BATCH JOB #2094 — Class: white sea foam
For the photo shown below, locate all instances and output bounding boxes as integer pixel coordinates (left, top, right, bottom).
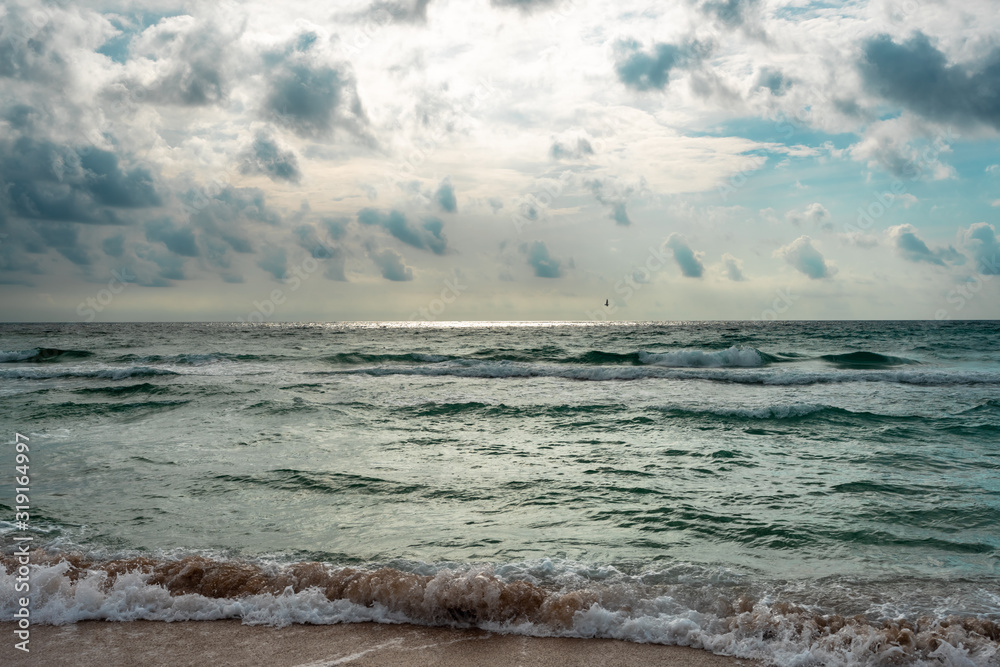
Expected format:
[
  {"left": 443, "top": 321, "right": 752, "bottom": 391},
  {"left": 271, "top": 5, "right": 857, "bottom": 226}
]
[
  {"left": 2, "top": 559, "right": 997, "bottom": 666},
  {"left": 639, "top": 346, "right": 765, "bottom": 368}
]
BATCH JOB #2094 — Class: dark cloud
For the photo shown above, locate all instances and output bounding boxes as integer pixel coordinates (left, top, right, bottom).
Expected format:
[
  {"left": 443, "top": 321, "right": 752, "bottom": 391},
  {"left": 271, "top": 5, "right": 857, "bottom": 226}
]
[
  {"left": 0, "top": 6, "right": 69, "bottom": 83},
  {"left": 700, "top": 0, "right": 764, "bottom": 36},
  {"left": 524, "top": 240, "right": 562, "bottom": 278},
  {"left": 0, "top": 137, "right": 160, "bottom": 225},
  {"left": 587, "top": 179, "right": 632, "bottom": 227},
  {"left": 257, "top": 244, "right": 287, "bottom": 280},
  {"left": 262, "top": 35, "right": 368, "bottom": 140},
  {"left": 888, "top": 224, "right": 964, "bottom": 266},
  {"left": 353, "top": 0, "right": 433, "bottom": 23},
  {"left": 860, "top": 33, "right": 1000, "bottom": 129},
  {"left": 36, "top": 223, "right": 91, "bottom": 266},
  {"left": 434, "top": 178, "right": 457, "bottom": 213},
  {"left": 550, "top": 137, "right": 594, "bottom": 160},
  {"left": 962, "top": 222, "right": 1000, "bottom": 274},
  {"left": 135, "top": 16, "right": 237, "bottom": 107},
  {"left": 613, "top": 38, "right": 708, "bottom": 92},
  {"left": 238, "top": 131, "right": 302, "bottom": 183},
  {"left": 756, "top": 67, "right": 789, "bottom": 95},
  {"left": 102, "top": 234, "right": 125, "bottom": 258},
  {"left": 357, "top": 208, "right": 448, "bottom": 254},
  {"left": 722, "top": 253, "right": 745, "bottom": 281},
  {"left": 145, "top": 218, "right": 199, "bottom": 257},
  {"left": 368, "top": 246, "right": 413, "bottom": 281},
  {"left": 491, "top": 0, "right": 559, "bottom": 10},
  {"left": 182, "top": 186, "right": 282, "bottom": 264},
  {"left": 666, "top": 233, "right": 704, "bottom": 278},
  {"left": 774, "top": 236, "right": 836, "bottom": 279}
]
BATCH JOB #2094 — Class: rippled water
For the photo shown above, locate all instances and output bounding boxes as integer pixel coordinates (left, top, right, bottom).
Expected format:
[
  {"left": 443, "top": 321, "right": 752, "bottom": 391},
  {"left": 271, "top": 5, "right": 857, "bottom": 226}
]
[{"left": 2, "top": 321, "right": 999, "bottom": 665}]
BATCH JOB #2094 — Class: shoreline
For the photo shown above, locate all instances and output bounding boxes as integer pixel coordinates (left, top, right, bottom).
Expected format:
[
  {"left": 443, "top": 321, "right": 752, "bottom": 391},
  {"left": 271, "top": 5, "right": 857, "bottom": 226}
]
[{"left": 0, "top": 621, "right": 761, "bottom": 666}]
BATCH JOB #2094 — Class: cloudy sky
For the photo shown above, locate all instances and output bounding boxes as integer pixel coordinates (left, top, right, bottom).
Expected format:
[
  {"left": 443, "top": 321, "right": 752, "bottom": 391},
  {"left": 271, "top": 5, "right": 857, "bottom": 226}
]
[{"left": 1, "top": 0, "right": 999, "bottom": 321}]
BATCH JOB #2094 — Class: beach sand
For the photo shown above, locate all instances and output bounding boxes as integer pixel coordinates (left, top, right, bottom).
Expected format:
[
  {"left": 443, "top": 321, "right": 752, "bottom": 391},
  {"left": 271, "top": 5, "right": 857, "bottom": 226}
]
[{"left": 1, "top": 621, "right": 761, "bottom": 666}]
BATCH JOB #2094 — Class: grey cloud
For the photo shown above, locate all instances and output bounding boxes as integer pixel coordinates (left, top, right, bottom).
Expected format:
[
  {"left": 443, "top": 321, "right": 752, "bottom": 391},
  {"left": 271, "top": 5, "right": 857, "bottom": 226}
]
[
  {"left": 323, "top": 216, "right": 349, "bottom": 240},
  {"left": 183, "top": 186, "right": 282, "bottom": 265},
  {"left": 666, "top": 233, "right": 704, "bottom": 278},
  {"left": 263, "top": 36, "right": 368, "bottom": 140},
  {"left": 135, "top": 16, "right": 238, "bottom": 107},
  {"left": 614, "top": 39, "right": 707, "bottom": 92},
  {"left": 353, "top": 0, "right": 433, "bottom": 23},
  {"left": 357, "top": 208, "right": 448, "bottom": 254},
  {"left": 888, "top": 224, "right": 963, "bottom": 266},
  {"left": 36, "top": 223, "right": 91, "bottom": 266},
  {"left": 860, "top": 33, "right": 1000, "bottom": 130},
  {"left": 774, "top": 236, "right": 836, "bottom": 279},
  {"left": 369, "top": 246, "right": 413, "bottom": 281},
  {"left": 550, "top": 137, "right": 594, "bottom": 160},
  {"left": 293, "top": 223, "right": 348, "bottom": 281},
  {"left": 700, "top": 0, "right": 763, "bottom": 34},
  {"left": 102, "top": 234, "right": 125, "bottom": 257},
  {"left": 756, "top": 67, "right": 789, "bottom": 95},
  {"left": 722, "top": 253, "right": 745, "bottom": 281},
  {"left": 587, "top": 179, "right": 633, "bottom": 227},
  {"left": 257, "top": 245, "right": 287, "bottom": 280},
  {"left": 962, "top": 222, "right": 1000, "bottom": 274},
  {"left": 491, "top": 0, "right": 559, "bottom": 10},
  {"left": 786, "top": 202, "right": 831, "bottom": 230},
  {"left": 524, "top": 240, "right": 562, "bottom": 278},
  {"left": 0, "top": 138, "right": 160, "bottom": 225},
  {"left": 434, "top": 178, "right": 457, "bottom": 213},
  {"left": 238, "top": 131, "right": 302, "bottom": 184},
  {"left": 145, "top": 218, "right": 199, "bottom": 257}
]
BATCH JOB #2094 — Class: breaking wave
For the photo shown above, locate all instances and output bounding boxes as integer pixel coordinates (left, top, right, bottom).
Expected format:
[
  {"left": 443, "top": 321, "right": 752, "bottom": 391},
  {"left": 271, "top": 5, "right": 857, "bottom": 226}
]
[{"left": 1, "top": 553, "right": 997, "bottom": 666}]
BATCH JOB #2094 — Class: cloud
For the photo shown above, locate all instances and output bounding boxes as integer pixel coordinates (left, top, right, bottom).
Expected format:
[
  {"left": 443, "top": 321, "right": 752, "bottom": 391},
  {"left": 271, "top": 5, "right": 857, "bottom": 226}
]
[
  {"left": 786, "top": 202, "right": 832, "bottom": 230},
  {"left": 238, "top": 131, "right": 302, "bottom": 183},
  {"left": 774, "top": 236, "right": 836, "bottom": 279},
  {"left": 434, "top": 178, "right": 457, "bottom": 213},
  {"left": 0, "top": 138, "right": 160, "bottom": 224},
  {"left": 721, "top": 252, "right": 745, "bottom": 281},
  {"left": 887, "top": 224, "right": 964, "bottom": 266},
  {"left": 102, "top": 234, "right": 125, "bottom": 258},
  {"left": 257, "top": 244, "right": 287, "bottom": 280},
  {"left": 587, "top": 177, "right": 639, "bottom": 227},
  {"left": 666, "top": 233, "right": 704, "bottom": 278},
  {"left": 613, "top": 38, "right": 707, "bottom": 92},
  {"left": 860, "top": 33, "right": 1000, "bottom": 130},
  {"left": 369, "top": 246, "right": 413, "bottom": 281},
  {"left": 550, "top": 137, "right": 594, "bottom": 160},
  {"left": 491, "top": 0, "right": 559, "bottom": 10},
  {"left": 133, "top": 15, "right": 237, "bottom": 106},
  {"left": 293, "top": 224, "right": 347, "bottom": 281},
  {"left": 262, "top": 34, "right": 368, "bottom": 140},
  {"left": 525, "top": 240, "right": 562, "bottom": 278},
  {"left": 145, "top": 218, "right": 199, "bottom": 257},
  {"left": 357, "top": 208, "right": 448, "bottom": 254},
  {"left": 756, "top": 67, "right": 789, "bottom": 95},
  {"left": 961, "top": 222, "right": 1000, "bottom": 274}
]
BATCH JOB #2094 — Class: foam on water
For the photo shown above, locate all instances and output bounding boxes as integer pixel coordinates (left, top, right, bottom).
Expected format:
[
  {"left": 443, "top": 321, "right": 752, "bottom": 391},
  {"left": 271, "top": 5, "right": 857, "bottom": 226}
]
[{"left": 1, "top": 554, "right": 997, "bottom": 666}]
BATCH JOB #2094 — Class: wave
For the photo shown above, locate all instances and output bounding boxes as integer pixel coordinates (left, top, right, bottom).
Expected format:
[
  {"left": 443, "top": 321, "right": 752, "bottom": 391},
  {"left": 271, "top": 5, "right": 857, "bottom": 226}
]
[
  {"left": 1, "top": 554, "right": 997, "bottom": 665},
  {"left": 113, "top": 352, "right": 281, "bottom": 366},
  {"left": 0, "top": 348, "right": 94, "bottom": 363},
  {"left": 0, "top": 366, "right": 179, "bottom": 380},
  {"left": 639, "top": 346, "right": 768, "bottom": 368},
  {"left": 819, "top": 351, "right": 919, "bottom": 368},
  {"left": 307, "top": 362, "right": 1000, "bottom": 386},
  {"left": 323, "top": 352, "right": 453, "bottom": 365}
]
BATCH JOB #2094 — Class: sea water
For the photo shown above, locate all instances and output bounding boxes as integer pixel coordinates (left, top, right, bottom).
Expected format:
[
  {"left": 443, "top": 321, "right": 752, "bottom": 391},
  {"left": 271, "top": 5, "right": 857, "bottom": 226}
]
[{"left": 1, "top": 321, "right": 998, "bottom": 665}]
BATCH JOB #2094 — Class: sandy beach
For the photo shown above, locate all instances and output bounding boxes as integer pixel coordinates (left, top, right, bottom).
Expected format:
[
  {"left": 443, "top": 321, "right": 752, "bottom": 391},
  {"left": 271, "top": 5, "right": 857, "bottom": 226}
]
[{"left": 1, "top": 621, "right": 760, "bottom": 666}]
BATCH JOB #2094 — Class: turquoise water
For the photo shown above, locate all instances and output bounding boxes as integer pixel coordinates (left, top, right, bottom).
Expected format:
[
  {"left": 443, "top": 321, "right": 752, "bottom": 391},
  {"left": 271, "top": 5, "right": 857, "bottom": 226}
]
[{"left": 2, "top": 321, "right": 999, "bottom": 664}]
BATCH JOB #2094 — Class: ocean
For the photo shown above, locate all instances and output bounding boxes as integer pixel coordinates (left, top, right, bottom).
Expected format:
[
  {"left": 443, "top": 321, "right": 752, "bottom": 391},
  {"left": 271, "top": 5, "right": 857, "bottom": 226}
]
[{"left": 1, "top": 321, "right": 999, "bottom": 665}]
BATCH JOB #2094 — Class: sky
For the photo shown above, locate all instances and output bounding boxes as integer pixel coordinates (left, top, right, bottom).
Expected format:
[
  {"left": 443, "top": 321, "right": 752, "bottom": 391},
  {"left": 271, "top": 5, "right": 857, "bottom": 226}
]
[{"left": 1, "top": 0, "right": 999, "bottom": 322}]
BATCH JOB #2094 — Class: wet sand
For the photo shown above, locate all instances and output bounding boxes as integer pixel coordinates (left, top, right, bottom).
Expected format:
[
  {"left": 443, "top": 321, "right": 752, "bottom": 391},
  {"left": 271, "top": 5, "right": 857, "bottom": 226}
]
[{"left": 1, "top": 621, "right": 761, "bottom": 666}]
